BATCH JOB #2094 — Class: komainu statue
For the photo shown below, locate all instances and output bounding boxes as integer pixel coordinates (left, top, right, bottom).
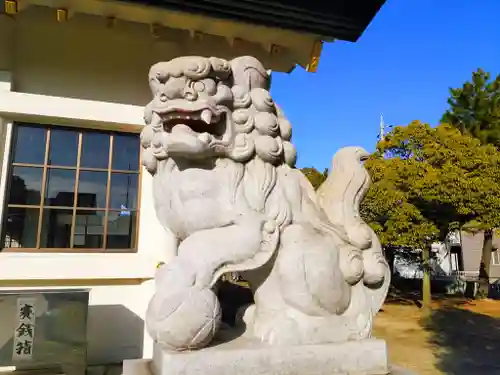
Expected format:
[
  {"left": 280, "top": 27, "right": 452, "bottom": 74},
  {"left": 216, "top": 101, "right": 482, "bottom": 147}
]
[{"left": 140, "top": 56, "right": 390, "bottom": 352}]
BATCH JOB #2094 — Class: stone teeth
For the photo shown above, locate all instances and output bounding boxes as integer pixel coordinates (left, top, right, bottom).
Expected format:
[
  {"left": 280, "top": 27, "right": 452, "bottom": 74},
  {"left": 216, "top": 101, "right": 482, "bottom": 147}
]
[
  {"left": 164, "top": 112, "right": 203, "bottom": 123},
  {"left": 201, "top": 109, "right": 212, "bottom": 124}
]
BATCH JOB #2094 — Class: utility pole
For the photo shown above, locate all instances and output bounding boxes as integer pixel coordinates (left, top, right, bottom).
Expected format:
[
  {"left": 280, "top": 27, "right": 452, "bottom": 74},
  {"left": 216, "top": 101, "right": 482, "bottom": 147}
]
[{"left": 378, "top": 113, "right": 386, "bottom": 142}]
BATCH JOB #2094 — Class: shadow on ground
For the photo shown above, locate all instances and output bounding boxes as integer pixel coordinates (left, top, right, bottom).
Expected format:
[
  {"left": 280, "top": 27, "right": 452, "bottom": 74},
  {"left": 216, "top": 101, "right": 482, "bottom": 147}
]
[
  {"left": 421, "top": 306, "right": 500, "bottom": 375},
  {"left": 385, "top": 283, "right": 471, "bottom": 309}
]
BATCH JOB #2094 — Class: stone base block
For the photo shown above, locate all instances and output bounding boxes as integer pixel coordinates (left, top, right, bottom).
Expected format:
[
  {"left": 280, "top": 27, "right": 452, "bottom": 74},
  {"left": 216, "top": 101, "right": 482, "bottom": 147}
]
[
  {"left": 124, "top": 338, "right": 396, "bottom": 375},
  {"left": 123, "top": 360, "right": 416, "bottom": 375}
]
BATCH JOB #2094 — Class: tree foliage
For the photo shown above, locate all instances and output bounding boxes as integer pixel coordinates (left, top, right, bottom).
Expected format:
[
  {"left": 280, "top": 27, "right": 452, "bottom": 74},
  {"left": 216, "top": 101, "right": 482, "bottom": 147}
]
[
  {"left": 441, "top": 68, "right": 500, "bottom": 295},
  {"left": 301, "top": 167, "right": 328, "bottom": 191},
  {"left": 361, "top": 121, "right": 500, "bottom": 249},
  {"left": 441, "top": 68, "right": 500, "bottom": 146}
]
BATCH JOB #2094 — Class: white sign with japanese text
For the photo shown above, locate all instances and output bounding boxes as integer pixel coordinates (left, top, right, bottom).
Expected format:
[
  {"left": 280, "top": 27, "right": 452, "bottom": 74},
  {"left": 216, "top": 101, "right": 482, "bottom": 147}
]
[{"left": 12, "top": 297, "right": 36, "bottom": 360}]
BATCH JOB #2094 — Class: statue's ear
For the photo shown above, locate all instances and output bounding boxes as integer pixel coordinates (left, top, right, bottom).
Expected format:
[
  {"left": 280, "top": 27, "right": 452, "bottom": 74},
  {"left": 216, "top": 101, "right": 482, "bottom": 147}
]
[{"left": 230, "top": 56, "right": 270, "bottom": 92}]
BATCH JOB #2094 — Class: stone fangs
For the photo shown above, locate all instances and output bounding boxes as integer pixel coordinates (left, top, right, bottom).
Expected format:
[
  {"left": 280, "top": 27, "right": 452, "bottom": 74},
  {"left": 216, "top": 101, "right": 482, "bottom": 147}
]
[{"left": 201, "top": 109, "right": 212, "bottom": 124}]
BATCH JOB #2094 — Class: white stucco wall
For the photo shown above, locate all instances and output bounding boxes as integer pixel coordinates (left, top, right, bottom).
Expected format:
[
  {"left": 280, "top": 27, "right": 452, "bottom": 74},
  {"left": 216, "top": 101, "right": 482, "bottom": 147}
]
[{"left": 0, "top": 6, "right": 182, "bottom": 365}]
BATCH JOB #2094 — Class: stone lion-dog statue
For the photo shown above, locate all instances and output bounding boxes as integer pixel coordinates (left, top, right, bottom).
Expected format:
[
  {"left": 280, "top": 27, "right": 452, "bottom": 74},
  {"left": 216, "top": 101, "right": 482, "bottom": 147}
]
[{"left": 140, "top": 55, "right": 390, "bottom": 351}]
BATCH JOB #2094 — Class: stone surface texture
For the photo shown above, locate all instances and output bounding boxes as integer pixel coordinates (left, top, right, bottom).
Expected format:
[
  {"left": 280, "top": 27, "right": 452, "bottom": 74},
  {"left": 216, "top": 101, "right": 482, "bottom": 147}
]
[
  {"left": 151, "top": 339, "right": 389, "bottom": 375},
  {"left": 138, "top": 55, "right": 394, "bottom": 374}
]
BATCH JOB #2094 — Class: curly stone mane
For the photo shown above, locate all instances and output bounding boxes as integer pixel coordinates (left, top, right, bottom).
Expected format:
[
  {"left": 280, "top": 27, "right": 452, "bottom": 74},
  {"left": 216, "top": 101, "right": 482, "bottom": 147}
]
[{"left": 140, "top": 56, "right": 296, "bottom": 174}]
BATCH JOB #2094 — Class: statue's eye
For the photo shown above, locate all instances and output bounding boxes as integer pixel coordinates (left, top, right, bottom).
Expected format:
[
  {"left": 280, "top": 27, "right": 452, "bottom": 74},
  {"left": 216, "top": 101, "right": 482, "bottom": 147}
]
[
  {"left": 192, "top": 81, "right": 205, "bottom": 92},
  {"left": 191, "top": 79, "right": 217, "bottom": 95}
]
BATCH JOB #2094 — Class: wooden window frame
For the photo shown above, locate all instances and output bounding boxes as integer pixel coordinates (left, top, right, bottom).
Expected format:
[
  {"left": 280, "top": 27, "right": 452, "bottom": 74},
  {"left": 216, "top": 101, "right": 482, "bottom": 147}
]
[{"left": 2, "top": 122, "right": 142, "bottom": 253}]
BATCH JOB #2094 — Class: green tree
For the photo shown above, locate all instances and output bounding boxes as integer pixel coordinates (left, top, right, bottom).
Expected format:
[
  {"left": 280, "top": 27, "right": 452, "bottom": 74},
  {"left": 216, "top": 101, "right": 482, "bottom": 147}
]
[
  {"left": 363, "top": 121, "right": 500, "bottom": 303},
  {"left": 300, "top": 167, "right": 328, "bottom": 190},
  {"left": 442, "top": 68, "right": 500, "bottom": 145},
  {"left": 442, "top": 68, "right": 500, "bottom": 296}
]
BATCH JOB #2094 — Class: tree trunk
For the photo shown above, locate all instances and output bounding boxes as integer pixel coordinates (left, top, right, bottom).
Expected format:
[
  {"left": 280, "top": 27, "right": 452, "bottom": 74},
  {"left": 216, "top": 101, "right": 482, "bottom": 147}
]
[
  {"left": 477, "top": 229, "right": 493, "bottom": 298},
  {"left": 422, "top": 246, "right": 432, "bottom": 308}
]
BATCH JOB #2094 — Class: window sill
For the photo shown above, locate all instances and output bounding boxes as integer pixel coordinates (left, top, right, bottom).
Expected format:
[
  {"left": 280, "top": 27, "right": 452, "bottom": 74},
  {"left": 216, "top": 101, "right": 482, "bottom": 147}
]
[
  {"left": 0, "top": 252, "right": 157, "bottom": 282},
  {"left": 0, "top": 91, "right": 144, "bottom": 130}
]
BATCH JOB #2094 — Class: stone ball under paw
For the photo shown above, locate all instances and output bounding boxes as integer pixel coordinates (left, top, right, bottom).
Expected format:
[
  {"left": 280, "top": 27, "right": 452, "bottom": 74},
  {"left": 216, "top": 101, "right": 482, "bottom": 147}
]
[{"left": 146, "top": 286, "right": 221, "bottom": 351}]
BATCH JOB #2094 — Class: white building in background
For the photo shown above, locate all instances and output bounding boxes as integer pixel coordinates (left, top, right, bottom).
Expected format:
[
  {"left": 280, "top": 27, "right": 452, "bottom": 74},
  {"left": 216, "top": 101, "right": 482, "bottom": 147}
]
[
  {"left": 393, "top": 230, "right": 462, "bottom": 279},
  {"left": 0, "top": 0, "right": 385, "bottom": 367}
]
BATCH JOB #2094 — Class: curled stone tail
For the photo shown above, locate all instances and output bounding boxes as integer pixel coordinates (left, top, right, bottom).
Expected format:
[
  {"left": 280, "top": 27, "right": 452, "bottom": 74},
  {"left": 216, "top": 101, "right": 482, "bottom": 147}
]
[{"left": 316, "top": 147, "right": 388, "bottom": 286}]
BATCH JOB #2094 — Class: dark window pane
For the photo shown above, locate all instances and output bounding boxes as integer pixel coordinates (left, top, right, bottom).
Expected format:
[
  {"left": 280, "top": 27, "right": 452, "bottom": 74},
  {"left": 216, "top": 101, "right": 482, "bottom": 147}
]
[
  {"left": 39, "top": 208, "right": 72, "bottom": 248},
  {"left": 73, "top": 211, "right": 104, "bottom": 248},
  {"left": 8, "top": 167, "right": 43, "bottom": 205},
  {"left": 81, "top": 132, "right": 110, "bottom": 169},
  {"left": 109, "top": 173, "right": 139, "bottom": 210},
  {"left": 106, "top": 210, "right": 136, "bottom": 249},
  {"left": 48, "top": 128, "right": 78, "bottom": 166},
  {"left": 112, "top": 134, "right": 140, "bottom": 171},
  {"left": 2, "top": 207, "right": 39, "bottom": 248},
  {"left": 45, "top": 169, "right": 76, "bottom": 207},
  {"left": 77, "top": 171, "right": 107, "bottom": 208},
  {"left": 12, "top": 124, "right": 46, "bottom": 164}
]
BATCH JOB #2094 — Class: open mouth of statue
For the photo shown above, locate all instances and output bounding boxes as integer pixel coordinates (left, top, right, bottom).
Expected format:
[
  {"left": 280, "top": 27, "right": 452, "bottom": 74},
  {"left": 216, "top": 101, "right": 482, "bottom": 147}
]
[{"left": 163, "top": 109, "right": 224, "bottom": 139}]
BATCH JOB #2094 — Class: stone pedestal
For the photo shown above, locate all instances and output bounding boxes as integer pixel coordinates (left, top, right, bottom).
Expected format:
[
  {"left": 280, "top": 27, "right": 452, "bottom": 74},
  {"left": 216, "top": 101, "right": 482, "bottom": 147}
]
[
  {"left": 123, "top": 338, "right": 401, "bottom": 375},
  {"left": 155, "top": 339, "right": 388, "bottom": 375}
]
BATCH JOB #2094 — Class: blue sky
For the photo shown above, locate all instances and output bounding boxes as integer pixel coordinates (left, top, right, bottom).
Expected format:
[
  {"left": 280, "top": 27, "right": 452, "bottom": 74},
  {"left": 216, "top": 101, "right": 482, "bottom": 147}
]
[{"left": 271, "top": 0, "right": 500, "bottom": 170}]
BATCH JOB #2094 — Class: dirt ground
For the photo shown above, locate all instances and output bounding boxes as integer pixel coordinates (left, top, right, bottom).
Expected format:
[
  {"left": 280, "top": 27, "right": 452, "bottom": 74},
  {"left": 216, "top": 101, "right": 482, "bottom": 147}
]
[{"left": 373, "top": 298, "right": 500, "bottom": 375}]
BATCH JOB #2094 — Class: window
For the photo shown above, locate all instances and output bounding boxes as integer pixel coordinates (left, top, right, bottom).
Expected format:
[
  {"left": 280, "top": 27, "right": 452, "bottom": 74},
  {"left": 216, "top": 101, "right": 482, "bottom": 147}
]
[
  {"left": 492, "top": 249, "right": 500, "bottom": 266},
  {"left": 2, "top": 123, "right": 141, "bottom": 252}
]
